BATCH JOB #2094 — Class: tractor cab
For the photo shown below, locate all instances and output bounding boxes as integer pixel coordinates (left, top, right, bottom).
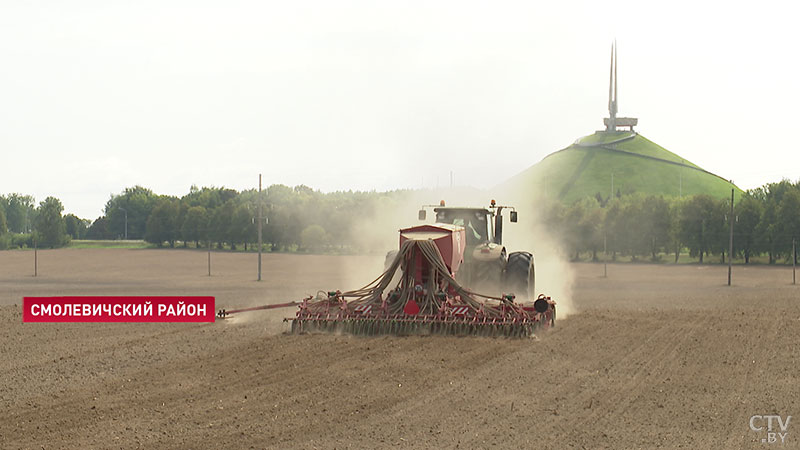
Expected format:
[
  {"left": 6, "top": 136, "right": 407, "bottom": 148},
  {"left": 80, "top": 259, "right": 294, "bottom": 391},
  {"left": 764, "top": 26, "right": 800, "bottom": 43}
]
[
  {"left": 419, "top": 200, "right": 518, "bottom": 248},
  {"left": 433, "top": 208, "right": 490, "bottom": 246}
]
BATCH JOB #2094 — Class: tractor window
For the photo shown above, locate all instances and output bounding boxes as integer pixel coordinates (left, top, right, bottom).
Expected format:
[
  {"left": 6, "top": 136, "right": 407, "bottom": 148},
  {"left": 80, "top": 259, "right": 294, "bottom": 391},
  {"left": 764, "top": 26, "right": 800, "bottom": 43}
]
[
  {"left": 437, "top": 211, "right": 488, "bottom": 245},
  {"left": 468, "top": 213, "right": 488, "bottom": 244}
]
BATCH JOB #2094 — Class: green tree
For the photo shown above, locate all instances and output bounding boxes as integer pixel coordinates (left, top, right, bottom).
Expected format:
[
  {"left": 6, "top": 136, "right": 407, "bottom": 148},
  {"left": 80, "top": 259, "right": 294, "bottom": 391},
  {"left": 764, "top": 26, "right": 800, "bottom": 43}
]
[
  {"left": 35, "top": 197, "right": 69, "bottom": 248},
  {"left": 105, "top": 186, "right": 159, "bottom": 239},
  {"left": 735, "top": 193, "right": 764, "bottom": 264},
  {"left": 603, "top": 198, "right": 623, "bottom": 260},
  {"left": 1, "top": 193, "right": 35, "bottom": 233},
  {"left": 145, "top": 198, "right": 180, "bottom": 247},
  {"left": 679, "top": 195, "right": 721, "bottom": 263},
  {"left": 209, "top": 200, "right": 236, "bottom": 249},
  {"left": 642, "top": 196, "right": 671, "bottom": 261},
  {"left": 86, "top": 216, "right": 113, "bottom": 239},
  {"left": 300, "top": 224, "right": 328, "bottom": 252},
  {"left": 264, "top": 185, "right": 299, "bottom": 251},
  {"left": 776, "top": 188, "right": 800, "bottom": 263},
  {"left": 181, "top": 206, "right": 208, "bottom": 247},
  {"left": 562, "top": 198, "right": 603, "bottom": 260},
  {"left": 616, "top": 195, "right": 650, "bottom": 259},
  {"left": 666, "top": 197, "right": 684, "bottom": 263},
  {"left": 0, "top": 207, "right": 7, "bottom": 235},
  {"left": 229, "top": 203, "right": 256, "bottom": 250},
  {"left": 754, "top": 181, "right": 793, "bottom": 263},
  {"left": 64, "top": 214, "right": 89, "bottom": 239}
]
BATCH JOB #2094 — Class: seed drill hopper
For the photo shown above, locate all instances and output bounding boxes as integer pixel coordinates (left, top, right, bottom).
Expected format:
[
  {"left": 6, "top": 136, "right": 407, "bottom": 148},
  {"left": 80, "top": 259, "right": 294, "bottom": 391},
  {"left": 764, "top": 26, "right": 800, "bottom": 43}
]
[{"left": 218, "top": 214, "right": 556, "bottom": 338}]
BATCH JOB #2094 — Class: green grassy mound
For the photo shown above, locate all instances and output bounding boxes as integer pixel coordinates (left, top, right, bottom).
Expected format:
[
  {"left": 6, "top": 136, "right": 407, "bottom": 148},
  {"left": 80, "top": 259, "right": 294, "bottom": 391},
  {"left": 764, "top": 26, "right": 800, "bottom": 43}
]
[{"left": 504, "top": 131, "right": 741, "bottom": 203}]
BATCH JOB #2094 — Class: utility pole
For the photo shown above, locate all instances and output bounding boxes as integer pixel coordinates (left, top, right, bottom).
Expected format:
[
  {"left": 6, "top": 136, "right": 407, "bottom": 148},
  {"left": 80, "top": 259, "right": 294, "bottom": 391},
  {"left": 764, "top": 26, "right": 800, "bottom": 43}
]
[
  {"left": 258, "top": 174, "right": 263, "bottom": 281},
  {"left": 34, "top": 234, "right": 37, "bottom": 277},
  {"left": 728, "top": 189, "right": 734, "bottom": 286},
  {"left": 208, "top": 239, "right": 212, "bottom": 277}
]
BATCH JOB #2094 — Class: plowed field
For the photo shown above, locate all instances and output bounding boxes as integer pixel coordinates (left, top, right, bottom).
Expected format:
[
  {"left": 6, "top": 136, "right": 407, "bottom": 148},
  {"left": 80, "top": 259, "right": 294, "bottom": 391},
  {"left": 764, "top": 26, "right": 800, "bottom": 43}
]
[{"left": 1, "top": 249, "right": 798, "bottom": 449}]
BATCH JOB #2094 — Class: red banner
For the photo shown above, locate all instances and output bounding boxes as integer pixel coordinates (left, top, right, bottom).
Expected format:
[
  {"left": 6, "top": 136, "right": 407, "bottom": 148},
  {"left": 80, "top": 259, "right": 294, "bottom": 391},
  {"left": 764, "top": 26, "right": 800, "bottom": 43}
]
[{"left": 22, "top": 296, "right": 215, "bottom": 323}]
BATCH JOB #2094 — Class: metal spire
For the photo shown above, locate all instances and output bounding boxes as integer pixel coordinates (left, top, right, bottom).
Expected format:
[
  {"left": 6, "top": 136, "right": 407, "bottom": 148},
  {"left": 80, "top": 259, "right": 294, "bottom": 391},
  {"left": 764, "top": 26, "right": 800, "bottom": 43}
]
[
  {"left": 603, "top": 41, "right": 636, "bottom": 132},
  {"left": 607, "top": 41, "right": 617, "bottom": 129}
]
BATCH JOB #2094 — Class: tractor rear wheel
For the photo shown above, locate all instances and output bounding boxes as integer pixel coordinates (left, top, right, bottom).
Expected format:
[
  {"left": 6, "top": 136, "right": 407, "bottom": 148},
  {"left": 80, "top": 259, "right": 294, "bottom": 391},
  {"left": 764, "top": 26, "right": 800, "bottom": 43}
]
[
  {"left": 473, "top": 256, "right": 506, "bottom": 294},
  {"left": 504, "top": 251, "right": 535, "bottom": 302}
]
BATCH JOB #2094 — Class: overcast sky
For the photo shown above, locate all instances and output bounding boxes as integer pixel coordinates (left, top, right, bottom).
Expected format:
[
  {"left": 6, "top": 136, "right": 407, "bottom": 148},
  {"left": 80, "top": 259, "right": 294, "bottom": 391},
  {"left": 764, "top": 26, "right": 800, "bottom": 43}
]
[{"left": 2, "top": 0, "right": 798, "bottom": 219}]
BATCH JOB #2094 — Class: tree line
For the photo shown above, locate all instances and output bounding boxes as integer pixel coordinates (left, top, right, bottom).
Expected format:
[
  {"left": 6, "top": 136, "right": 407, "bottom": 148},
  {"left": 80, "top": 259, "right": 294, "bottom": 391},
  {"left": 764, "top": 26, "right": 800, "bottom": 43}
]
[
  {"left": 86, "top": 184, "right": 406, "bottom": 252},
  {"left": 545, "top": 179, "right": 800, "bottom": 264},
  {"left": 0, "top": 194, "right": 87, "bottom": 249},
  {"left": 1, "top": 179, "right": 798, "bottom": 264}
]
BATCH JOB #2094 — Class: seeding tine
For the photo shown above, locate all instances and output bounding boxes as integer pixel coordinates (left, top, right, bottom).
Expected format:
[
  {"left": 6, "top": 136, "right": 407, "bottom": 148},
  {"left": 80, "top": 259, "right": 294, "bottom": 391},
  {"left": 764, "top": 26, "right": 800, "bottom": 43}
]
[{"left": 286, "top": 317, "right": 542, "bottom": 338}]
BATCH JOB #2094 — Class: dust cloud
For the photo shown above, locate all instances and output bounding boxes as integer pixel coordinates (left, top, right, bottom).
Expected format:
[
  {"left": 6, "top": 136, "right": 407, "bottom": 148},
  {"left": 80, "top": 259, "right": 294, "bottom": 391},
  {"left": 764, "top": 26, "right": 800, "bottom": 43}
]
[
  {"left": 497, "top": 190, "right": 577, "bottom": 318},
  {"left": 224, "top": 308, "right": 291, "bottom": 334},
  {"left": 501, "top": 216, "right": 576, "bottom": 318}
]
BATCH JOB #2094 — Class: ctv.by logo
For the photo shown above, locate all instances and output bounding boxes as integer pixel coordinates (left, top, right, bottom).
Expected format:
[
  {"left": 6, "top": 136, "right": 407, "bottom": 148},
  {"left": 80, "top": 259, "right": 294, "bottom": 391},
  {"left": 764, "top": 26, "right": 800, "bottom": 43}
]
[{"left": 750, "top": 415, "right": 791, "bottom": 444}]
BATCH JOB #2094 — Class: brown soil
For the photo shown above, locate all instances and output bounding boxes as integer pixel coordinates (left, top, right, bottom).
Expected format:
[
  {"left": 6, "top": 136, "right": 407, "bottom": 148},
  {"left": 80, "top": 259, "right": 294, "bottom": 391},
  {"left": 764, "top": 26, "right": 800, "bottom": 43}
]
[{"left": 1, "top": 249, "right": 799, "bottom": 449}]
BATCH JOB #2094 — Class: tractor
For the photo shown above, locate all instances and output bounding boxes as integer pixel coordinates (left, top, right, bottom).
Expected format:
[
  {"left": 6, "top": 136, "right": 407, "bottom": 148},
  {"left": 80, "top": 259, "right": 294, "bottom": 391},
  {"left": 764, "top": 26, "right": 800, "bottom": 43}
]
[
  {"left": 386, "top": 200, "right": 535, "bottom": 302},
  {"left": 218, "top": 199, "right": 554, "bottom": 337}
]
